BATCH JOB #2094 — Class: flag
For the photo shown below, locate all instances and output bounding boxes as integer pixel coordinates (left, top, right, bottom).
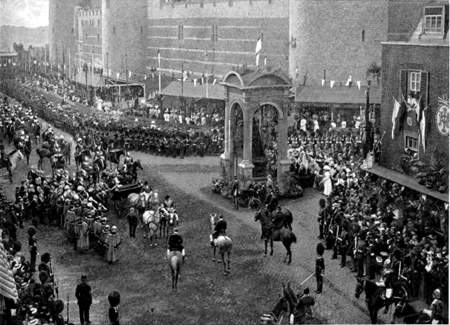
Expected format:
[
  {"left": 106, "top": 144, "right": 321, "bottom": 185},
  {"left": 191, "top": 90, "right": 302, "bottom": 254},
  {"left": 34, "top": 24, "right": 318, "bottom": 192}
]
[
  {"left": 330, "top": 80, "right": 335, "bottom": 88},
  {"left": 144, "top": 74, "right": 147, "bottom": 80},
  {"left": 183, "top": 70, "right": 188, "bottom": 82},
  {"left": 345, "top": 75, "right": 352, "bottom": 87},
  {"left": 356, "top": 81, "right": 361, "bottom": 90},
  {"left": 255, "top": 34, "right": 262, "bottom": 66},
  {"left": 419, "top": 105, "right": 427, "bottom": 151},
  {"left": 116, "top": 72, "right": 120, "bottom": 79},
  {"left": 157, "top": 49, "right": 161, "bottom": 67},
  {"left": 193, "top": 79, "right": 197, "bottom": 86},
  {"left": 321, "top": 79, "right": 325, "bottom": 87},
  {"left": 128, "top": 70, "right": 132, "bottom": 78},
  {"left": 391, "top": 98, "right": 400, "bottom": 139},
  {"left": 212, "top": 79, "right": 217, "bottom": 85},
  {"left": 264, "top": 57, "right": 267, "bottom": 66}
]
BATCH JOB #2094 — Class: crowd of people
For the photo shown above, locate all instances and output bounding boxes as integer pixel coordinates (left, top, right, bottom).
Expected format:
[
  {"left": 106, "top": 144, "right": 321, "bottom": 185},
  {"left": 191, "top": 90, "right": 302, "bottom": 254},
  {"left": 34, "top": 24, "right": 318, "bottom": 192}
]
[
  {"left": 0, "top": 187, "right": 65, "bottom": 325},
  {"left": 1, "top": 79, "right": 225, "bottom": 158}
]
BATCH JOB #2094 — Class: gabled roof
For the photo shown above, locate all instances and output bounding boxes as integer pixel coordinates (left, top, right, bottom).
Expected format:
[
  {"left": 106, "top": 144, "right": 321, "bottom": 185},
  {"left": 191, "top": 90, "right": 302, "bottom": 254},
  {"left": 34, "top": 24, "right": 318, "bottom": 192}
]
[
  {"left": 295, "top": 85, "right": 381, "bottom": 105},
  {"left": 161, "top": 80, "right": 225, "bottom": 101}
]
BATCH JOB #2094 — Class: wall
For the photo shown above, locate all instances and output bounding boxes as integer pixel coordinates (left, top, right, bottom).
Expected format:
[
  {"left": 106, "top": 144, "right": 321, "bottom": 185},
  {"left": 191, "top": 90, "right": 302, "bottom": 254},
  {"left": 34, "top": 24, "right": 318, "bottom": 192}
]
[
  {"left": 102, "top": 0, "right": 148, "bottom": 81},
  {"left": 289, "top": 0, "right": 388, "bottom": 86},
  {"left": 147, "top": 0, "right": 289, "bottom": 80},
  {"left": 380, "top": 43, "right": 449, "bottom": 170}
]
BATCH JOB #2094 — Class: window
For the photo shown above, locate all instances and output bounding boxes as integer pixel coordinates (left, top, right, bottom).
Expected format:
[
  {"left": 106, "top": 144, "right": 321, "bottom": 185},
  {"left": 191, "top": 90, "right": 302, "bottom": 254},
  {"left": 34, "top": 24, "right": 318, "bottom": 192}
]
[
  {"left": 361, "top": 29, "right": 365, "bottom": 42},
  {"left": 211, "top": 24, "right": 218, "bottom": 41},
  {"left": 409, "top": 71, "right": 421, "bottom": 92},
  {"left": 113, "top": 26, "right": 116, "bottom": 35},
  {"left": 424, "top": 6, "right": 444, "bottom": 33},
  {"left": 405, "top": 135, "right": 419, "bottom": 151}
]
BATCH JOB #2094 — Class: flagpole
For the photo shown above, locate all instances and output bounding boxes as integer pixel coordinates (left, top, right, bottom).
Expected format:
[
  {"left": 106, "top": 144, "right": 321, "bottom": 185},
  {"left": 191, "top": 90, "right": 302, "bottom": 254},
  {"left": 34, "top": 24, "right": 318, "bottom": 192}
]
[
  {"left": 364, "top": 80, "right": 371, "bottom": 157},
  {"left": 158, "top": 50, "right": 161, "bottom": 94}
]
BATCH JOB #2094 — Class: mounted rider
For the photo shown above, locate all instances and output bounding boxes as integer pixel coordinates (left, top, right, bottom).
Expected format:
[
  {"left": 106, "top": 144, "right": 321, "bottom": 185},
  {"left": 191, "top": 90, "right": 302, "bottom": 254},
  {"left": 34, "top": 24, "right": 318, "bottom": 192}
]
[
  {"left": 212, "top": 215, "right": 227, "bottom": 241},
  {"left": 421, "top": 288, "right": 444, "bottom": 323},
  {"left": 167, "top": 228, "right": 185, "bottom": 262}
]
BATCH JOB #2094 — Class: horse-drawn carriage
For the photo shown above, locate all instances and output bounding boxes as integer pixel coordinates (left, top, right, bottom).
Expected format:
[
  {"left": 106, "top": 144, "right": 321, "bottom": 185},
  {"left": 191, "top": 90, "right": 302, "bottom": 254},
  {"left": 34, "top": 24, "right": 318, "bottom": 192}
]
[{"left": 111, "top": 182, "right": 143, "bottom": 215}]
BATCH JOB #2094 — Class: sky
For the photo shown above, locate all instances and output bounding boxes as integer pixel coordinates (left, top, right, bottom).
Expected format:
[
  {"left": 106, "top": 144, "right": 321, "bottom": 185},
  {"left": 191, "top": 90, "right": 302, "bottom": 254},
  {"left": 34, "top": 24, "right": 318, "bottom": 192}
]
[{"left": 0, "top": 0, "right": 49, "bottom": 27}]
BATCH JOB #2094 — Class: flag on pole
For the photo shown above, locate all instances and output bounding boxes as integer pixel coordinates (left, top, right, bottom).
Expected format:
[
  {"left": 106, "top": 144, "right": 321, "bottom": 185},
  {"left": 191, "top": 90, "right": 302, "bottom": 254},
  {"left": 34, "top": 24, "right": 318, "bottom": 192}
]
[
  {"left": 116, "top": 72, "right": 120, "bottom": 79},
  {"left": 419, "top": 105, "right": 427, "bottom": 151},
  {"left": 255, "top": 34, "right": 262, "bottom": 67},
  {"left": 193, "top": 79, "right": 197, "bottom": 86},
  {"left": 321, "top": 79, "right": 325, "bottom": 87},
  {"left": 157, "top": 49, "right": 161, "bottom": 68},
  {"left": 128, "top": 70, "right": 132, "bottom": 78},
  {"left": 345, "top": 75, "right": 352, "bottom": 87},
  {"left": 330, "top": 80, "right": 335, "bottom": 88},
  {"left": 212, "top": 79, "right": 217, "bottom": 85},
  {"left": 263, "top": 56, "right": 267, "bottom": 66},
  {"left": 391, "top": 98, "right": 400, "bottom": 139},
  {"left": 356, "top": 81, "right": 361, "bottom": 90}
]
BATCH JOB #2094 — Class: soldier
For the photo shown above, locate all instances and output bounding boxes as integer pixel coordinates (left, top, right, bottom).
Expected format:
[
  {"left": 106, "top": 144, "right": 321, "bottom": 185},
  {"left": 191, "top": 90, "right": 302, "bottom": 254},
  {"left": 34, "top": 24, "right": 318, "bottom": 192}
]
[
  {"left": 105, "top": 226, "right": 121, "bottom": 264},
  {"left": 315, "top": 243, "right": 325, "bottom": 294},
  {"left": 213, "top": 215, "right": 227, "bottom": 240},
  {"left": 76, "top": 275, "right": 92, "bottom": 325},
  {"left": 339, "top": 227, "right": 349, "bottom": 268},
  {"left": 167, "top": 228, "right": 185, "bottom": 262}
]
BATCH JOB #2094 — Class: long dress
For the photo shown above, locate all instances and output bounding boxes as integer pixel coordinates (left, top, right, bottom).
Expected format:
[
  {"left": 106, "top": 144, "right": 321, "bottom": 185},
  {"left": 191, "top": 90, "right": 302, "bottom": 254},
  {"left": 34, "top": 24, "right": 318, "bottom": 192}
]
[
  {"left": 323, "top": 171, "right": 332, "bottom": 196},
  {"left": 77, "top": 221, "right": 90, "bottom": 251},
  {"left": 105, "top": 233, "right": 121, "bottom": 263}
]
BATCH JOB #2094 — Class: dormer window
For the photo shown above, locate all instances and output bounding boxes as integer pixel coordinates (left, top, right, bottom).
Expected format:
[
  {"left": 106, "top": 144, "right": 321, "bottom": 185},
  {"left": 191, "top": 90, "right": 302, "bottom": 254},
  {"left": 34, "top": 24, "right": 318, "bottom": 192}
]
[{"left": 423, "top": 6, "right": 444, "bottom": 33}]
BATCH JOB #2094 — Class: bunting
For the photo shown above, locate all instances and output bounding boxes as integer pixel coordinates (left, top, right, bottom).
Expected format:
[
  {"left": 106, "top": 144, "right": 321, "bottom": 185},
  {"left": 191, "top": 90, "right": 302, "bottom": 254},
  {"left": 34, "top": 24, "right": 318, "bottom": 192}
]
[
  {"left": 391, "top": 98, "right": 400, "bottom": 139},
  {"left": 255, "top": 34, "right": 262, "bottom": 67}
]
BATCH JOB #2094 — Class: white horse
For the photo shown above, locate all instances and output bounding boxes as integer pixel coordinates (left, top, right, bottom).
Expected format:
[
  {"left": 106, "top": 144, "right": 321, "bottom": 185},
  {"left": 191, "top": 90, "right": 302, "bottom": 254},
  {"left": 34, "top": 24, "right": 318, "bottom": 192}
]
[
  {"left": 142, "top": 209, "right": 160, "bottom": 247},
  {"left": 209, "top": 213, "right": 233, "bottom": 275},
  {"left": 0, "top": 149, "right": 24, "bottom": 183}
]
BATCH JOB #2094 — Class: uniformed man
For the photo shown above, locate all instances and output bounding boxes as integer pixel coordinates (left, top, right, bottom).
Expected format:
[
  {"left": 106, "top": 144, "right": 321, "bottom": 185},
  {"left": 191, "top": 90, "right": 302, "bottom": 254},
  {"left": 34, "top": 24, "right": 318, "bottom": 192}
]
[
  {"left": 315, "top": 242, "right": 325, "bottom": 294},
  {"left": 167, "top": 228, "right": 185, "bottom": 262},
  {"left": 231, "top": 176, "right": 240, "bottom": 210},
  {"left": 213, "top": 215, "right": 227, "bottom": 239}
]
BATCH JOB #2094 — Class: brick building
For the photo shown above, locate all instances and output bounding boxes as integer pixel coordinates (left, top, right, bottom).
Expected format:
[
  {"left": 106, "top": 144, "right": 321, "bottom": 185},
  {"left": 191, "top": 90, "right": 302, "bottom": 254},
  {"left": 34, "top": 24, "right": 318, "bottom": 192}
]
[
  {"left": 376, "top": 0, "right": 449, "bottom": 200},
  {"left": 75, "top": 7, "right": 103, "bottom": 87},
  {"left": 0, "top": 52, "right": 18, "bottom": 80},
  {"left": 289, "top": 0, "right": 387, "bottom": 123},
  {"left": 101, "top": 0, "right": 148, "bottom": 82},
  {"left": 146, "top": 0, "right": 289, "bottom": 83}
]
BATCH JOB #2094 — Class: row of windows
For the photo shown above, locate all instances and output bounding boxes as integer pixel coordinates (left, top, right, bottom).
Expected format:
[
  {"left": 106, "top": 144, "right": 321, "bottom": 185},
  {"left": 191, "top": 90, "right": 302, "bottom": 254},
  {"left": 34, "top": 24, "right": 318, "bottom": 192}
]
[
  {"left": 112, "top": 26, "right": 144, "bottom": 36},
  {"left": 175, "top": 24, "right": 220, "bottom": 41},
  {"left": 81, "top": 19, "right": 100, "bottom": 27}
]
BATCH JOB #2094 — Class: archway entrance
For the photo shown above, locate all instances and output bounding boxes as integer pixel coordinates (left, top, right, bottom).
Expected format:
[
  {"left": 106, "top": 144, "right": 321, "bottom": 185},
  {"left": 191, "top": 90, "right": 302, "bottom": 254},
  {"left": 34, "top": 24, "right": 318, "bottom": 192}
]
[
  {"left": 220, "top": 68, "right": 292, "bottom": 195},
  {"left": 252, "top": 104, "right": 279, "bottom": 179},
  {"left": 230, "top": 102, "right": 244, "bottom": 177}
]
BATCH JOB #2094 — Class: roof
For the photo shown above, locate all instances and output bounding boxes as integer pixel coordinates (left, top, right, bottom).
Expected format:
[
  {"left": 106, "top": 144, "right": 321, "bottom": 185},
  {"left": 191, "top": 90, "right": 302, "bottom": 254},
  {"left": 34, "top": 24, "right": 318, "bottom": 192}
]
[
  {"left": 0, "top": 52, "right": 17, "bottom": 57},
  {"left": 361, "top": 163, "right": 448, "bottom": 202},
  {"left": 222, "top": 67, "right": 291, "bottom": 90},
  {"left": 160, "top": 81, "right": 225, "bottom": 101},
  {"left": 295, "top": 85, "right": 381, "bottom": 105}
]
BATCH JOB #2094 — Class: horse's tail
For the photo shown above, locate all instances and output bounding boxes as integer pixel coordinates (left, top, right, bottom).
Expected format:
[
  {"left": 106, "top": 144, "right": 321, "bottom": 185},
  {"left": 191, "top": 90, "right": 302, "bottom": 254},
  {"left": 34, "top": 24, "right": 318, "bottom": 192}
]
[
  {"left": 290, "top": 232, "right": 297, "bottom": 244},
  {"left": 170, "top": 254, "right": 181, "bottom": 273}
]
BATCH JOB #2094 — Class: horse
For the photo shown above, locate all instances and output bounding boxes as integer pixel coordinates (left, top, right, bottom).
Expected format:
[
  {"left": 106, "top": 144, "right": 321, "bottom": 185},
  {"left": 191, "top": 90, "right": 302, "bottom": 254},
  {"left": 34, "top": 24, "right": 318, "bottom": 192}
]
[
  {"left": 209, "top": 213, "right": 232, "bottom": 275},
  {"left": 142, "top": 210, "right": 160, "bottom": 247},
  {"left": 272, "top": 207, "right": 294, "bottom": 230},
  {"left": 254, "top": 207, "right": 297, "bottom": 264},
  {"left": 106, "top": 149, "right": 125, "bottom": 168},
  {"left": 0, "top": 149, "right": 24, "bottom": 183},
  {"left": 355, "top": 277, "right": 387, "bottom": 324},
  {"left": 168, "top": 251, "right": 183, "bottom": 291}
]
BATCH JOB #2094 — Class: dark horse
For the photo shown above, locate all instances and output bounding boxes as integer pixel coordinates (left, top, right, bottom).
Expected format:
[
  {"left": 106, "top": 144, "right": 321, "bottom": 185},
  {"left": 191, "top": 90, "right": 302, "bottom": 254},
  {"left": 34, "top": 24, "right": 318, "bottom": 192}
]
[
  {"left": 355, "top": 278, "right": 387, "bottom": 324},
  {"left": 254, "top": 206, "right": 297, "bottom": 264}
]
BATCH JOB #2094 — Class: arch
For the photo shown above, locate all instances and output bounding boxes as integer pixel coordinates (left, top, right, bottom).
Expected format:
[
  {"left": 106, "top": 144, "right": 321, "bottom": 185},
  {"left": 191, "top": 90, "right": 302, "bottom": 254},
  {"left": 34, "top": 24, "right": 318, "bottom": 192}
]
[
  {"left": 227, "top": 98, "right": 246, "bottom": 117},
  {"left": 253, "top": 101, "right": 284, "bottom": 119},
  {"left": 223, "top": 71, "right": 244, "bottom": 87},
  {"left": 246, "top": 72, "right": 291, "bottom": 87}
]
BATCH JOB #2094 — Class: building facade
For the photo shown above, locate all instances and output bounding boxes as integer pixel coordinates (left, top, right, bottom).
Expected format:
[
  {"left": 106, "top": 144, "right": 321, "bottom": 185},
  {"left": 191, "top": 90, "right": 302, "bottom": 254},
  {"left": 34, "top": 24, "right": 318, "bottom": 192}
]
[
  {"left": 101, "top": 0, "right": 148, "bottom": 82},
  {"left": 289, "top": 0, "right": 388, "bottom": 86},
  {"left": 48, "top": 0, "right": 100, "bottom": 76},
  {"left": 75, "top": 7, "right": 103, "bottom": 86},
  {"left": 0, "top": 52, "right": 18, "bottom": 80},
  {"left": 379, "top": 0, "right": 448, "bottom": 197},
  {"left": 146, "top": 0, "right": 289, "bottom": 82}
]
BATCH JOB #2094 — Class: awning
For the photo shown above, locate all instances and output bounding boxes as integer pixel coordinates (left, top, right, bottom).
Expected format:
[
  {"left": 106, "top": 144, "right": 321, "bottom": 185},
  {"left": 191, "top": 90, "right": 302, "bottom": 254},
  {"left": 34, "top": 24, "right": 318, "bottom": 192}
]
[
  {"left": 361, "top": 164, "right": 449, "bottom": 202},
  {"left": 161, "top": 81, "right": 225, "bottom": 101},
  {"left": 0, "top": 243, "right": 18, "bottom": 302},
  {"left": 295, "top": 85, "right": 381, "bottom": 105}
]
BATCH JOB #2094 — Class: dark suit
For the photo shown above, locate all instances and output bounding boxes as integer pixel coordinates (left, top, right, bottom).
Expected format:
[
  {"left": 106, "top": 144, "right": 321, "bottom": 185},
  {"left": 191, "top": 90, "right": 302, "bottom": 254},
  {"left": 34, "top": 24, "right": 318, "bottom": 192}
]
[{"left": 75, "top": 282, "right": 92, "bottom": 325}]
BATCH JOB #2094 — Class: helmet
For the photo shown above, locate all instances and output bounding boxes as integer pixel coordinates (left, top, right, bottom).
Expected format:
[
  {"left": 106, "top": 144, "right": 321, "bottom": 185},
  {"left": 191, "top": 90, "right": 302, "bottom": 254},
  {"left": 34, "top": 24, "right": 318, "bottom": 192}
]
[
  {"left": 433, "top": 289, "right": 441, "bottom": 299},
  {"left": 111, "top": 226, "right": 118, "bottom": 233},
  {"left": 384, "top": 259, "right": 391, "bottom": 267}
]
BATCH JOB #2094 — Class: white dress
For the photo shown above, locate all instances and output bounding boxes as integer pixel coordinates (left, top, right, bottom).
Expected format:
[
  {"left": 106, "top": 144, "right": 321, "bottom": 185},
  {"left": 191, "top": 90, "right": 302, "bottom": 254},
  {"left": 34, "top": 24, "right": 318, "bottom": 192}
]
[{"left": 323, "top": 171, "right": 332, "bottom": 196}]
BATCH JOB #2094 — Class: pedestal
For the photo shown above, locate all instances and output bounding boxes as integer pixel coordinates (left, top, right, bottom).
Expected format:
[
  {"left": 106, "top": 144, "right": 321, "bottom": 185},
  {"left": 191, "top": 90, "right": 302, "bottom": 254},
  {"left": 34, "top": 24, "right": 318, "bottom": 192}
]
[
  {"left": 238, "top": 159, "right": 254, "bottom": 190},
  {"left": 277, "top": 159, "right": 292, "bottom": 196},
  {"left": 220, "top": 153, "right": 231, "bottom": 182}
]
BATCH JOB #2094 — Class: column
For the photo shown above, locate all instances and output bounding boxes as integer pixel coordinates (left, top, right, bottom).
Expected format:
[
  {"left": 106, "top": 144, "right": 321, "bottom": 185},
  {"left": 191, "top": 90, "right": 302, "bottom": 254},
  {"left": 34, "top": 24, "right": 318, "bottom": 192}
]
[
  {"left": 238, "top": 107, "right": 254, "bottom": 189},
  {"left": 277, "top": 108, "right": 291, "bottom": 196},
  {"left": 220, "top": 102, "right": 231, "bottom": 181}
]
